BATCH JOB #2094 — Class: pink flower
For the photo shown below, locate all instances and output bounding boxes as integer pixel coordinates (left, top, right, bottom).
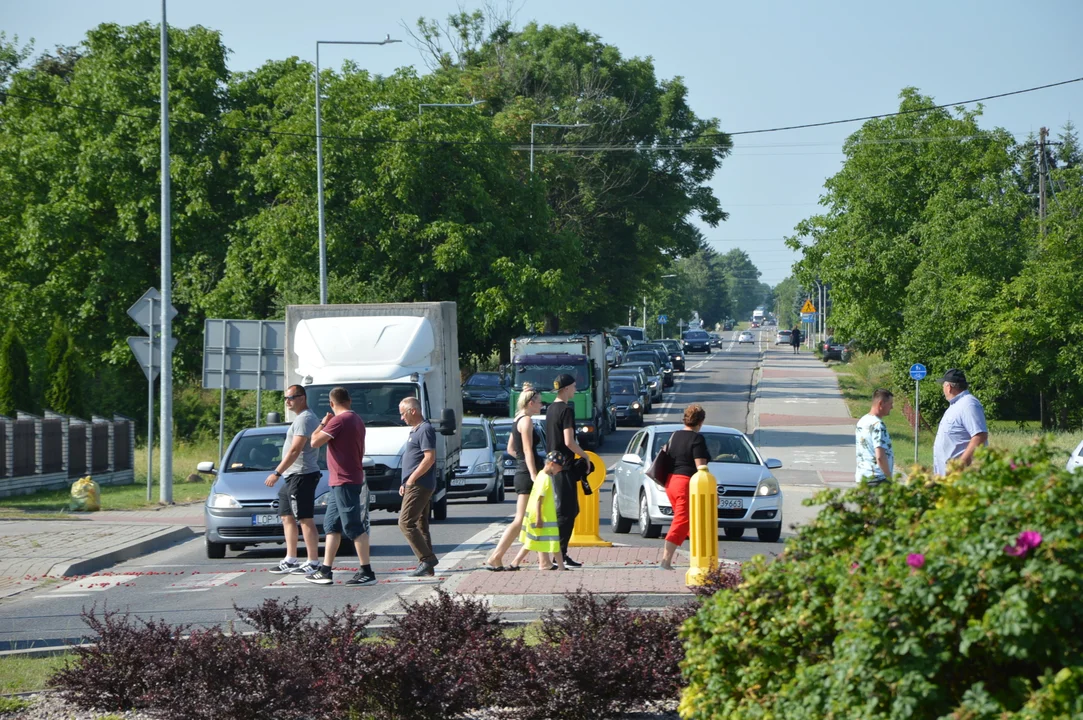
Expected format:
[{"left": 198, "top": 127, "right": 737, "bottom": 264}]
[
  {"left": 849, "top": 562, "right": 859, "bottom": 574},
  {"left": 906, "top": 553, "right": 925, "bottom": 569},
  {"left": 1009, "top": 463, "right": 1018, "bottom": 470},
  {"left": 1004, "top": 530, "right": 1043, "bottom": 557}
]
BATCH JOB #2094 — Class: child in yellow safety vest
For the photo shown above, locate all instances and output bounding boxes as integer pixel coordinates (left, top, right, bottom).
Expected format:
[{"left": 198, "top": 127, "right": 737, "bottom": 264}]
[{"left": 516, "top": 450, "right": 567, "bottom": 571}]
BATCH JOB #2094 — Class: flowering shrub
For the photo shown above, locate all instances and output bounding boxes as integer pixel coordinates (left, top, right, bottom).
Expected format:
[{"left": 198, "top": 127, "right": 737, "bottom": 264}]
[{"left": 680, "top": 440, "right": 1083, "bottom": 719}]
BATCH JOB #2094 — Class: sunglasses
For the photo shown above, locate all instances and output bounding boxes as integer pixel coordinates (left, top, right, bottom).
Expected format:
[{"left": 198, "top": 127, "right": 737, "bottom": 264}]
[{"left": 284, "top": 394, "right": 303, "bottom": 401}]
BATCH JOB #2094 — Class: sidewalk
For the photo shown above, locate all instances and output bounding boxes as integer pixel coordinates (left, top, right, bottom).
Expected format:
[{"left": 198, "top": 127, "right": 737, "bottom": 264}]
[
  {"left": 751, "top": 345, "right": 857, "bottom": 486},
  {"left": 0, "top": 503, "right": 202, "bottom": 600}
]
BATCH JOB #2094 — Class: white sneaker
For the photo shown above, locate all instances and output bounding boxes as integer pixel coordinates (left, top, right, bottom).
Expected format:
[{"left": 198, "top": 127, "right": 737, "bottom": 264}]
[
  {"left": 293, "top": 561, "right": 320, "bottom": 576},
  {"left": 269, "top": 559, "right": 301, "bottom": 575}
]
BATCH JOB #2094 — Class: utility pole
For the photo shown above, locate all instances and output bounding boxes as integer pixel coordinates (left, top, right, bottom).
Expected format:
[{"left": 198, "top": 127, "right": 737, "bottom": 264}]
[
  {"left": 159, "top": 0, "right": 174, "bottom": 504},
  {"left": 1038, "top": 126, "right": 1049, "bottom": 238}
]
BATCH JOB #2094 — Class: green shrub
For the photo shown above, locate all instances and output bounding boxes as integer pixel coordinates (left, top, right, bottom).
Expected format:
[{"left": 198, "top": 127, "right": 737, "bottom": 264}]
[
  {"left": 0, "top": 326, "right": 33, "bottom": 415},
  {"left": 680, "top": 440, "right": 1083, "bottom": 719}
]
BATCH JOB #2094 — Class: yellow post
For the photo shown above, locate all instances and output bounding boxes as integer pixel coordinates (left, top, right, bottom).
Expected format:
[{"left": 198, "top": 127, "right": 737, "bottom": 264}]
[
  {"left": 570, "top": 450, "right": 612, "bottom": 547},
  {"left": 685, "top": 468, "right": 718, "bottom": 586}
]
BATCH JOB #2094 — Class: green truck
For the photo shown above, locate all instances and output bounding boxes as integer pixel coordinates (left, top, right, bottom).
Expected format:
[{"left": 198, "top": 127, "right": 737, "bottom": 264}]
[{"left": 508, "top": 333, "right": 613, "bottom": 449}]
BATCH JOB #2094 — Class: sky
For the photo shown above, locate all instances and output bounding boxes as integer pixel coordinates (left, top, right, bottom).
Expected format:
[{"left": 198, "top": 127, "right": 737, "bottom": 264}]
[{"left": 4, "top": 0, "right": 1083, "bottom": 286}]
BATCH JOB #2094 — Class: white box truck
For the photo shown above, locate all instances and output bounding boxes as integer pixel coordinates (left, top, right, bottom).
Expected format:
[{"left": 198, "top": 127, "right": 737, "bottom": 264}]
[{"left": 284, "top": 302, "right": 462, "bottom": 521}]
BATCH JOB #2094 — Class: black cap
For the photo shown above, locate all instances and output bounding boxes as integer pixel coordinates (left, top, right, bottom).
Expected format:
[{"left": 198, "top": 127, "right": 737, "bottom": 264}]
[
  {"left": 938, "top": 368, "right": 967, "bottom": 384},
  {"left": 545, "top": 450, "right": 567, "bottom": 466},
  {"left": 554, "top": 374, "right": 576, "bottom": 390}
]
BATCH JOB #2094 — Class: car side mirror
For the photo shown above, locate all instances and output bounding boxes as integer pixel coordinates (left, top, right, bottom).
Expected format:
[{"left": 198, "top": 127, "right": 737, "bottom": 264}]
[
  {"left": 622, "top": 453, "right": 643, "bottom": 465},
  {"left": 437, "top": 408, "right": 457, "bottom": 436},
  {"left": 765, "top": 458, "right": 783, "bottom": 469},
  {"left": 266, "top": 411, "right": 282, "bottom": 425},
  {"left": 363, "top": 456, "right": 376, "bottom": 469},
  {"left": 196, "top": 461, "right": 217, "bottom": 475}
]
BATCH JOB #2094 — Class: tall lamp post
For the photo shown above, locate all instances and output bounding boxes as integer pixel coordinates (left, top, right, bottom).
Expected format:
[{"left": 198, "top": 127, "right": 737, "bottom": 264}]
[
  {"left": 530, "top": 122, "right": 591, "bottom": 176},
  {"left": 418, "top": 99, "right": 486, "bottom": 127},
  {"left": 315, "top": 36, "right": 400, "bottom": 305},
  {"left": 659, "top": 274, "right": 677, "bottom": 339}
]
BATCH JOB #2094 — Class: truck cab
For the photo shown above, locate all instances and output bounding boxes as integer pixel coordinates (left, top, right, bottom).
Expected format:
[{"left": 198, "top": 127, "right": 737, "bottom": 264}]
[{"left": 286, "top": 304, "right": 462, "bottom": 521}]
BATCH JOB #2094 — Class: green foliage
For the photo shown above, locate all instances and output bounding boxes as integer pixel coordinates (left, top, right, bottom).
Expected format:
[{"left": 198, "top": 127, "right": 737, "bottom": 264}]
[
  {"left": 680, "top": 440, "right": 1083, "bottom": 719},
  {"left": 45, "top": 341, "right": 84, "bottom": 418},
  {"left": 0, "top": 326, "right": 33, "bottom": 415}
]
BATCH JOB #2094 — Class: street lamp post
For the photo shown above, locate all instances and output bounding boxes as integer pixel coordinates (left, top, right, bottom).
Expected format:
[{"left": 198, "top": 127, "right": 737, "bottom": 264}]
[
  {"left": 316, "top": 36, "right": 400, "bottom": 305},
  {"left": 530, "top": 122, "right": 591, "bottom": 176},
  {"left": 418, "top": 99, "right": 486, "bottom": 128},
  {"left": 660, "top": 274, "right": 677, "bottom": 339}
]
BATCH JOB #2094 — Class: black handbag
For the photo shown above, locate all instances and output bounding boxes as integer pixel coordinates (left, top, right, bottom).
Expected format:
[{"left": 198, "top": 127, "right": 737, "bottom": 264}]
[{"left": 645, "top": 434, "right": 676, "bottom": 487}]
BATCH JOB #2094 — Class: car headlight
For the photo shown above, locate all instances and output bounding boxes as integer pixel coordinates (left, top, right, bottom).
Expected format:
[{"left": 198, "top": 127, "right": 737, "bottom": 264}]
[
  {"left": 631, "top": 402, "right": 641, "bottom": 410},
  {"left": 756, "top": 476, "right": 780, "bottom": 496},
  {"left": 650, "top": 381, "right": 659, "bottom": 388},
  {"left": 474, "top": 462, "right": 495, "bottom": 475},
  {"left": 209, "top": 493, "right": 241, "bottom": 509},
  {"left": 315, "top": 491, "right": 330, "bottom": 508},
  {"left": 578, "top": 425, "right": 595, "bottom": 434},
  {"left": 675, "top": 355, "right": 683, "bottom": 361}
]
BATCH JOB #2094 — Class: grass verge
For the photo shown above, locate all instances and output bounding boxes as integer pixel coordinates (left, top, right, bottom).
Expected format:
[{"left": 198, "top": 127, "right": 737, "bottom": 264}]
[
  {"left": 831, "top": 352, "right": 1082, "bottom": 469},
  {"left": 0, "top": 653, "right": 69, "bottom": 694},
  {"left": 0, "top": 439, "right": 218, "bottom": 516}
]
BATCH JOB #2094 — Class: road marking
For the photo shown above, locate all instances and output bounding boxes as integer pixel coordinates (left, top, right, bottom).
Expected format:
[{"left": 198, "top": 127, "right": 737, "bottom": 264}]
[
  {"left": 791, "top": 450, "right": 840, "bottom": 466},
  {"left": 49, "top": 575, "right": 139, "bottom": 596},
  {"left": 158, "top": 571, "right": 244, "bottom": 593},
  {"left": 434, "top": 522, "right": 509, "bottom": 573}
]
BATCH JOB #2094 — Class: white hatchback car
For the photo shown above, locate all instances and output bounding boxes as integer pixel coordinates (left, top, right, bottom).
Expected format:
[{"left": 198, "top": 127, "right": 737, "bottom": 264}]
[
  {"left": 738, "top": 331, "right": 755, "bottom": 344},
  {"left": 1067, "top": 440, "right": 1083, "bottom": 473},
  {"left": 450, "top": 417, "right": 503, "bottom": 503},
  {"left": 610, "top": 424, "right": 784, "bottom": 542}
]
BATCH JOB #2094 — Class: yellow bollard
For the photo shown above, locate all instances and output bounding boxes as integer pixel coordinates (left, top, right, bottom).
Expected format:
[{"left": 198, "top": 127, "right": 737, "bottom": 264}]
[
  {"left": 570, "top": 450, "right": 613, "bottom": 548},
  {"left": 685, "top": 468, "right": 718, "bottom": 587}
]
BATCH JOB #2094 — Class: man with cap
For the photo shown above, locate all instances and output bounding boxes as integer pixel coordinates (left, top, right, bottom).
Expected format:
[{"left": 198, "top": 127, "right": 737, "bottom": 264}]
[
  {"left": 545, "top": 373, "right": 587, "bottom": 567},
  {"left": 933, "top": 368, "right": 988, "bottom": 475}
]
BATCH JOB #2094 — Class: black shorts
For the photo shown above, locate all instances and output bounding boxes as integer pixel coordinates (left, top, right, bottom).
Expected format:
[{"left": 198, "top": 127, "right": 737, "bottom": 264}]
[
  {"left": 513, "top": 469, "right": 534, "bottom": 496},
  {"left": 278, "top": 471, "right": 321, "bottom": 520}
]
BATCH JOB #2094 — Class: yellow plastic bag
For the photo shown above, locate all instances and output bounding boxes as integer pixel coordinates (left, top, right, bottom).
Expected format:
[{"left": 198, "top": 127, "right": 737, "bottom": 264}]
[{"left": 70, "top": 476, "right": 101, "bottom": 512}]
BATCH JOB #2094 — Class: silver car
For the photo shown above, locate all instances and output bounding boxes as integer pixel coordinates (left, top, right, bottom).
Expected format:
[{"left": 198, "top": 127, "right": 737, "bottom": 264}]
[
  {"left": 199, "top": 425, "right": 335, "bottom": 559},
  {"left": 450, "top": 417, "right": 502, "bottom": 502},
  {"left": 622, "top": 361, "right": 663, "bottom": 403},
  {"left": 738, "top": 331, "right": 755, "bottom": 344},
  {"left": 610, "top": 424, "right": 784, "bottom": 542}
]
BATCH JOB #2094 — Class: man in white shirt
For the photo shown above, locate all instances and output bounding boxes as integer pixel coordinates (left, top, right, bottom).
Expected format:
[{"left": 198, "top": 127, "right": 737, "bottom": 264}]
[{"left": 855, "top": 388, "right": 894, "bottom": 483}]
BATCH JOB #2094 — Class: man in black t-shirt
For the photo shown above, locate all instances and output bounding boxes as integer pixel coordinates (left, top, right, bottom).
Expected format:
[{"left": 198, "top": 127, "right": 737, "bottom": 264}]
[{"left": 545, "top": 374, "right": 588, "bottom": 567}]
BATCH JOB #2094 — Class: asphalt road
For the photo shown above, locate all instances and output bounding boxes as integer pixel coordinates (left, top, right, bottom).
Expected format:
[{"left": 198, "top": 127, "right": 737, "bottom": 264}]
[{"left": 0, "top": 327, "right": 821, "bottom": 650}]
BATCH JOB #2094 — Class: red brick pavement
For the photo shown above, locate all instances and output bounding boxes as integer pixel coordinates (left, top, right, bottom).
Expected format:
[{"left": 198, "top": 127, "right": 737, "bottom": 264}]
[{"left": 758, "top": 413, "right": 856, "bottom": 427}]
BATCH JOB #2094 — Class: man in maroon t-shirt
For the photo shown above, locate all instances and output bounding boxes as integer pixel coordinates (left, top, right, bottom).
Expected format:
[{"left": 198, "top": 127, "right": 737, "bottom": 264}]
[{"left": 308, "top": 386, "right": 374, "bottom": 586}]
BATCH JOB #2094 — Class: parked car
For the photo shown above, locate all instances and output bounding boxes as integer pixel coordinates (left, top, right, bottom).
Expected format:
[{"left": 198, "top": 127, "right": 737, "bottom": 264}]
[
  {"left": 610, "top": 424, "right": 784, "bottom": 542},
  {"left": 451, "top": 417, "right": 503, "bottom": 502},
  {"left": 610, "top": 367, "right": 653, "bottom": 412},
  {"left": 461, "top": 372, "right": 510, "bottom": 415},
  {"left": 626, "top": 349, "right": 673, "bottom": 388},
  {"left": 682, "top": 329, "right": 712, "bottom": 354},
  {"left": 775, "top": 329, "right": 792, "bottom": 345},
  {"left": 492, "top": 417, "right": 547, "bottom": 490},
  {"left": 632, "top": 346, "right": 675, "bottom": 387},
  {"left": 621, "top": 361, "right": 663, "bottom": 403},
  {"left": 738, "top": 331, "right": 755, "bottom": 344},
  {"left": 1067, "top": 440, "right": 1083, "bottom": 473},
  {"left": 605, "top": 334, "right": 624, "bottom": 368},
  {"left": 200, "top": 425, "right": 334, "bottom": 559},
  {"left": 608, "top": 375, "right": 645, "bottom": 426},
  {"left": 821, "top": 337, "right": 853, "bottom": 362},
  {"left": 656, "top": 338, "right": 686, "bottom": 371}
]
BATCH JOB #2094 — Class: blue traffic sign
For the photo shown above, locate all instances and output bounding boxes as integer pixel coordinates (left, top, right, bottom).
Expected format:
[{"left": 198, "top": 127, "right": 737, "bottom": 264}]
[
  {"left": 800, "top": 312, "right": 815, "bottom": 323},
  {"left": 909, "top": 363, "right": 927, "bottom": 380},
  {"left": 658, "top": 314, "right": 668, "bottom": 324}
]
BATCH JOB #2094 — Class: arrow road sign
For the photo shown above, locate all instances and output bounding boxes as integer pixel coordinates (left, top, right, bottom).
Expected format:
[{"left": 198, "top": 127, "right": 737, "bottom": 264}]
[
  {"left": 128, "top": 287, "right": 178, "bottom": 336},
  {"left": 909, "top": 363, "right": 927, "bottom": 380},
  {"left": 128, "top": 336, "right": 179, "bottom": 381}
]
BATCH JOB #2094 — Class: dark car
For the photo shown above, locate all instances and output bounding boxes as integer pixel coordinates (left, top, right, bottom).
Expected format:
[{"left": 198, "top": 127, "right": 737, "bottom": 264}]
[
  {"left": 608, "top": 375, "right": 645, "bottom": 426},
  {"left": 625, "top": 349, "right": 673, "bottom": 388},
  {"left": 611, "top": 367, "right": 652, "bottom": 412},
  {"left": 461, "top": 372, "right": 510, "bottom": 415},
  {"left": 707, "top": 332, "right": 723, "bottom": 348},
  {"left": 821, "top": 337, "right": 853, "bottom": 362},
  {"left": 722, "top": 321, "right": 734, "bottom": 331},
  {"left": 682, "top": 329, "right": 711, "bottom": 354},
  {"left": 656, "top": 338, "right": 686, "bottom": 371},
  {"left": 491, "top": 417, "right": 547, "bottom": 489}
]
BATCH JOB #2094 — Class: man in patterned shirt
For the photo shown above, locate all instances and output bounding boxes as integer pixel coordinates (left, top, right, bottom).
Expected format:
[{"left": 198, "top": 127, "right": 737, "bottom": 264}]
[{"left": 855, "top": 389, "right": 894, "bottom": 484}]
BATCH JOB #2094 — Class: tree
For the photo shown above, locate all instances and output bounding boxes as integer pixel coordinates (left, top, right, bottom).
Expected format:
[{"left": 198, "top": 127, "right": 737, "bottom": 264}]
[
  {"left": 46, "top": 342, "right": 84, "bottom": 418},
  {"left": 0, "top": 327, "right": 33, "bottom": 416},
  {"left": 1056, "top": 120, "right": 1081, "bottom": 169},
  {"left": 716, "top": 249, "right": 763, "bottom": 320}
]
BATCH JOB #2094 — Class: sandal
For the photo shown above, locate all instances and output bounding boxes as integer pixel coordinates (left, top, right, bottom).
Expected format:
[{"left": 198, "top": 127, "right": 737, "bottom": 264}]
[
  {"left": 505, "top": 565, "right": 521, "bottom": 571},
  {"left": 482, "top": 563, "right": 505, "bottom": 572}
]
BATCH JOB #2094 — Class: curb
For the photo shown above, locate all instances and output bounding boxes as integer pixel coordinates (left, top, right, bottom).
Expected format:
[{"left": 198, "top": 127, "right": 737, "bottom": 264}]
[
  {"left": 467, "top": 592, "right": 695, "bottom": 610},
  {"left": 46, "top": 526, "right": 196, "bottom": 578}
]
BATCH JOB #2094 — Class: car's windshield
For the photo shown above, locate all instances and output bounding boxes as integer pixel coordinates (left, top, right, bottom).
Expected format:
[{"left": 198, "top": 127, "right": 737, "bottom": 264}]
[
  {"left": 625, "top": 361, "right": 659, "bottom": 375},
  {"left": 466, "top": 373, "right": 503, "bottom": 387},
  {"left": 608, "top": 379, "right": 637, "bottom": 395},
  {"left": 651, "top": 432, "right": 760, "bottom": 465},
  {"left": 616, "top": 327, "right": 645, "bottom": 341},
  {"left": 305, "top": 383, "right": 419, "bottom": 428},
  {"left": 462, "top": 424, "right": 491, "bottom": 450},
  {"left": 225, "top": 433, "right": 328, "bottom": 472},
  {"left": 514, "top": 362, "right": 589, "bottom": 390},
  {"left": 684, "top": 331, "right": 709, "bottom": 340},
  {"left": 660, "top": 340, "right": 681, "bottom": 352},
  {"left": 625, "top": 352, "right": 659, "bottom": 365}
]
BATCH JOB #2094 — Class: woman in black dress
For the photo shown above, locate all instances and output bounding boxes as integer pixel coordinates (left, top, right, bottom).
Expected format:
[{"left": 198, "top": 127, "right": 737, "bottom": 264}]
[
  {"left": 484, "top": 385, "right": 543, "bottom": 570},
  {"left": 660, "top": 404, "right": 710, "bottom": 570}
]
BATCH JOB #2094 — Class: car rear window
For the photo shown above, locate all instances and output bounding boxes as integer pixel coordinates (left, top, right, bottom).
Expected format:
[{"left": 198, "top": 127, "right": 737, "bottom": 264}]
[{"left": 684, "top": 331, "right": 709, "bottom": 340}]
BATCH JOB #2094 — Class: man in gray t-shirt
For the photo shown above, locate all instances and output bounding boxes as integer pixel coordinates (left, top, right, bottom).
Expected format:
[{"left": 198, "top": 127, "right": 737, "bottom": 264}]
[
  {"left": 398, "top": 397, "right": 439, "bottom": 576},
  {"left": 265, "top": 385, "right": 323, "bottom": 575}
]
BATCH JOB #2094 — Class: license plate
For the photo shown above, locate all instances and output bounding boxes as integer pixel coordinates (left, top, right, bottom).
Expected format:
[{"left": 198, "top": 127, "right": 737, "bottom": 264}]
[
  {"left": 451, "top": 477, "right": 466, "bottom": 487},
  {"left": 252, "top": 514, "right": 281, "bottom": 526},
  {"left": 718, "top": 498, "right": 743, "bottom": 510}
]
